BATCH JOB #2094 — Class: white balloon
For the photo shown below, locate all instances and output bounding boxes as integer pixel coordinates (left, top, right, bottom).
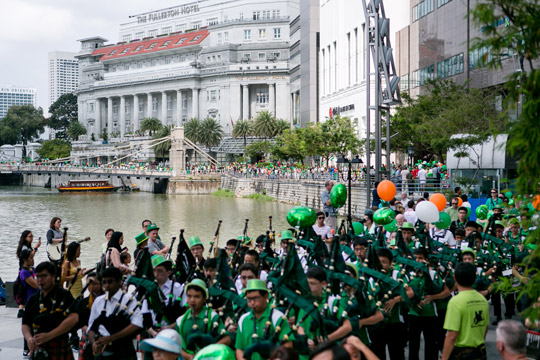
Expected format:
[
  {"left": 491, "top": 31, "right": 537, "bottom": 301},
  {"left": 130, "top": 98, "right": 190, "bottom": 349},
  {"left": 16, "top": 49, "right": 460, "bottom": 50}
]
[
  {"left": 462, "top": 202, "right": 471, "bottom": 208},
  {"left": 415, "top": 201, "right": 440, "bottom": 223}
]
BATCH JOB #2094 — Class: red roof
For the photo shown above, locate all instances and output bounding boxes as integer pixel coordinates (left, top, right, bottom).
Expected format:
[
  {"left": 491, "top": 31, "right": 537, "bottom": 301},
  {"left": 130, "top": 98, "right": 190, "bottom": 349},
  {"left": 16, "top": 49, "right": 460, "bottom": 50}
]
[{"left": 91, "top": 29, "right": 209, "bottom": 61}]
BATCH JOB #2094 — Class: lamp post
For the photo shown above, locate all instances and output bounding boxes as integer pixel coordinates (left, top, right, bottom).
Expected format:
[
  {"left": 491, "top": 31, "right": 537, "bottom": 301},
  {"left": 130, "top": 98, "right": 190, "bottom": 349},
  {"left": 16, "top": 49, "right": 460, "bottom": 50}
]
[
  {"left": 407, "top": 145, "right": 414, "bottom": 167},
  {"left": 337, "top": 154, "right": 363, "bottom": 233}
]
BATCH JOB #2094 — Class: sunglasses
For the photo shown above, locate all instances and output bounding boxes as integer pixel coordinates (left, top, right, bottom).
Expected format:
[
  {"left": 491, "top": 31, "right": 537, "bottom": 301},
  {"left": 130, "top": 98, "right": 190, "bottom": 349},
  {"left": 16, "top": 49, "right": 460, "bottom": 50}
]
[{"left": 318, "top": 217, "right": 325, "bottom": 219}]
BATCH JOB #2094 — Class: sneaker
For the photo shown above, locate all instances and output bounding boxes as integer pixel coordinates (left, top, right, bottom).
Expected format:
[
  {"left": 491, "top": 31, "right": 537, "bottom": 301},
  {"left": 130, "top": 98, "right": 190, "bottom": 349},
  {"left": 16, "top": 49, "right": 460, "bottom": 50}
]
[
  {"left": 17, "top": 309, "right": 24, "bottom": 318},
  {"left": 23, "top": 350, "right": 30, "bottom": 359}
]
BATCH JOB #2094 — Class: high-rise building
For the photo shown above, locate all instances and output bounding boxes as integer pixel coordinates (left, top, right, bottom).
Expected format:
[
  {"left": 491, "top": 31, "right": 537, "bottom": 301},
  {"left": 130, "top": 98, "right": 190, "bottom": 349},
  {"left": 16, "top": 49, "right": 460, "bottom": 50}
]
[
  {"left": 48, "top": 51, "right": 79, "bottom": 107},
  {"left": 0, "top": 85, "right": 37, "bottom": 119}
]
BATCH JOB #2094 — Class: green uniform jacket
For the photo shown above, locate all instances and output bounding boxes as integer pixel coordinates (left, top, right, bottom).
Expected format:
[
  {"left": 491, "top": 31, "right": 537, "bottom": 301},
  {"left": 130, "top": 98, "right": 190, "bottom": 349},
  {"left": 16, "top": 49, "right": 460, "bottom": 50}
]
[{"left": 175, "top": 306, "right": 226, "bottom": 354}]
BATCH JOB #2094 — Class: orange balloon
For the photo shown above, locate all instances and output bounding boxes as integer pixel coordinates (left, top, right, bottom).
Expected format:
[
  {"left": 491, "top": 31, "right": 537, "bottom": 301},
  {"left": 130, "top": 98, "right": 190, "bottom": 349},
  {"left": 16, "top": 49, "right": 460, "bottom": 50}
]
[
  {"left": 533, "top": 195, "right": 540, "bottom": 210},
  {"left": 457, "top": 197, "right": 463, "bottom": 207},
  {"left": 377, "top": 180, "right": 397, "bottom": 201},
  {"left": 430, "top": 193, "right": 447, "bottom": 212}
]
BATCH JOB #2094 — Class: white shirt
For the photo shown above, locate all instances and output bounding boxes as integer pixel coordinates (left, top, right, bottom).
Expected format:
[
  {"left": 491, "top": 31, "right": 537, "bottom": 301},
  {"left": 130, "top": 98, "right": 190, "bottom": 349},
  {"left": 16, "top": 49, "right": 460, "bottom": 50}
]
[
  {"left": 312, "top": 224, "right": 333, "bottom": 239},
  {"left": 141, "top": 279, "right": 185, "bottom": 325},
  {"left": 430, "top": 228, "right": 456, "bottom": 247},
  {"left": 235, "top": 270, "right": 269, "bottom": 294},
  {"left": 418, "top": 169, "right": 427, "bottom": 181},
  {"left": 88, "top": 288, "right": 143, "bottom": 336}
]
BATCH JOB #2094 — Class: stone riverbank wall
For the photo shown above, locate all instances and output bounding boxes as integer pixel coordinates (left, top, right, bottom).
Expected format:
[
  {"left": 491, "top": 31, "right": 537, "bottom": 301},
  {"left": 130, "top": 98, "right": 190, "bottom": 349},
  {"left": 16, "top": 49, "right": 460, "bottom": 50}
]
[{"left": 220, "top": 175, "right": 369, "bottom": 219}]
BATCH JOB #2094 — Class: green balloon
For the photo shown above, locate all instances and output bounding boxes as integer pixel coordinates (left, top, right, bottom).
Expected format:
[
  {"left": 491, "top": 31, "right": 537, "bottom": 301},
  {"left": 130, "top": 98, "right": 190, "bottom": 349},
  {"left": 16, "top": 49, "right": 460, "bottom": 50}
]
[
  {"left": 508, "top": 199, "right": 515, "bottom": 206},
  {"left": 505, "top": 191, "right": 513, "bottom": 199},
  {"left": 287, "top": 206, "right": 317, "bottom": 228},
  {"left": 384, "top": 220, "right": 398, "bottom": 232},
  {"left": 194, "top": 344, "right": 236, "bottom": 360},
  {"left": 434, "top": 212, "right": 452, "bottom": 229},
  {"left": 475, "top": 205, "right": 488, "bottom": 220},
  {"left": 373, "top": 207, "right": 396, "bottom": 225},
  {"left": 330, "top": 183, "right": 348, "bottom": 208},
  {"left": 527, "top": 202, "right": 535, "bottom": 215},
  {"left": 487, "top": 210, "right": 494, "bottom": 219},
  {"left": 352, "top": 222, "right": 364, "bottom": 235}
]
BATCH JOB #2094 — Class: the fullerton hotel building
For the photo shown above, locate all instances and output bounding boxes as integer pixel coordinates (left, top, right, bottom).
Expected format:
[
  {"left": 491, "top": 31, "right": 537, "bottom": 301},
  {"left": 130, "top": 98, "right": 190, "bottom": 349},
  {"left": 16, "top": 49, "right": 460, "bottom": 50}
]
[{"left": 76, "top": 0, "right": 298, "bottom": 138}]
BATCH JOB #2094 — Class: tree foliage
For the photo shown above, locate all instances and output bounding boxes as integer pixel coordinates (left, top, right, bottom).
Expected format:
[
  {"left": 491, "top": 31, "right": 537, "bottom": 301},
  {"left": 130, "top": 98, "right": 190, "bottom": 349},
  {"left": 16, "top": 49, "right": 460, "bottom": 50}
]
[
  {"left": 470, "top": 0, "right": 540, "bottom": 328},
  {"left": 0, "top": 105, "right": 45, "bottom": 157},
  {"left": 153, "top": 125, "right": 171, "bottom": 162},
  {"left": 232, "top": 119, "right": 254, "bottom": 154},
  {"left": 37, "top": 139, "right": 71, "bottom": 160},
  {"left": 245, "top": 140, "right": 274, "bottom": 162},
  {"left": 67, "top": 121, "right": 87, "bottom": 141},
  {"left": 199, "top": 117, "right": 224, "bottom": 149},
  {"left": 391, "top": 78, "right": 505, "bottom": 161},
  {"left": 48, "top": 93, "right": 78, "bottom": 139},
  {"left": 184, "top": 117, "right": 201, "bottom": 143},
  {"left": 140, "top": 117, "right": 163, "bottom": 136},
  {"left": 253, "top": 111, "right": 276, "bottom": 138}
]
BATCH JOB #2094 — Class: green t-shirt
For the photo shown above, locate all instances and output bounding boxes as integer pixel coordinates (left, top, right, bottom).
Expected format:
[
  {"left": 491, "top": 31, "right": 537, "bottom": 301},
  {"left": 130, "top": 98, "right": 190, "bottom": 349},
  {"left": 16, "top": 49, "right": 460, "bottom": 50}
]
[
  {"left": 235, "top": 304, "right": 294, "bottom": 360},
  {"left": 175, "top": 306, "right": 226, "bottom": 354},
  {"left": 443, "top": 289, "right": 489, "bottom": 348},
  {"left": 445, "top": 207, "right": 459, "bottom": 222}
]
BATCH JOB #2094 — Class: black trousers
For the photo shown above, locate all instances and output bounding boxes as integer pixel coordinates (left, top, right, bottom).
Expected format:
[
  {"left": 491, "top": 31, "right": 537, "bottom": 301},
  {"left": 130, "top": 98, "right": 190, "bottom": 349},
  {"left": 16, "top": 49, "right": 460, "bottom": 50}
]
[
  {"left": 492, "top": 291, "right": 515, "bottom": 319},
  {"left": 408, "top": 315, "right": 439, "bottom": 360},
  {"left": 436, "top": 309, "right": 447, "bottom": 352},
  {"left": 369, "top": 322, "right": 406, "bottom": 360}
]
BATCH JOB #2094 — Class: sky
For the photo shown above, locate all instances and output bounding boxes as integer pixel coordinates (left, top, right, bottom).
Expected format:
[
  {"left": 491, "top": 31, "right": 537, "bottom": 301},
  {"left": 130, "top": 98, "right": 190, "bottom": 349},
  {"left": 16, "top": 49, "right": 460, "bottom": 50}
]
[{"left": 0, "top": 0, "right": 410, "bottom": 114}]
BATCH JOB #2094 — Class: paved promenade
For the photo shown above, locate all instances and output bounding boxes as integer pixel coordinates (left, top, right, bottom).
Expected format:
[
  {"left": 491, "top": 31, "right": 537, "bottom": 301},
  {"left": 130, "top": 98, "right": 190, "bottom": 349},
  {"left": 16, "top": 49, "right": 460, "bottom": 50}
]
[{"left": 0, "top": 305, "right": 503, "bottom": 360}]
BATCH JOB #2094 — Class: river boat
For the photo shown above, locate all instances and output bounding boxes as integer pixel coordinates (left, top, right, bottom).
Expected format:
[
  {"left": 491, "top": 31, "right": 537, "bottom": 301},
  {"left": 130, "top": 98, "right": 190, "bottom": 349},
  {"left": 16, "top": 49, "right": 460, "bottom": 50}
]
[{"left": 57, "top": 180, "right": 118, "bottom": 192}]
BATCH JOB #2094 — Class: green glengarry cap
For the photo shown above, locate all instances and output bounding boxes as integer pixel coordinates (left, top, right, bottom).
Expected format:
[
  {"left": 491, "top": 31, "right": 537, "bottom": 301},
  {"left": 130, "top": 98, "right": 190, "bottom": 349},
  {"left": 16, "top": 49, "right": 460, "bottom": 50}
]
[
  {"left": 237, "top": 235, "right": 251, "bottom": 246},
  {"left": 194, "top": 344, "right": 236, "bottom": 360},
  {"left": 135, "top": 232, "right": 149, "bottom": 246},
  {"left": 280, "top": 229, "right": 294, "bottom": 241},
  {"left": 147, "top": 223, "right": 160, "bottom": 232},
  {"left": 151, "top": 254, "right": 172, "bottom": 269},
  {"left": 461, "top": 247, "right": 476, "bottom": 260},
  {"left": 188, "top": 236, "right": 204, "bottom": 249},
  {"left": 244, "top": 279, "right": 269, "bottom": 293},
  {"left": 186, "top": 278, "right": 208, "bottom": 298},
  {"left": 401, "top": 222, "right": 415, "bottom": 230}
]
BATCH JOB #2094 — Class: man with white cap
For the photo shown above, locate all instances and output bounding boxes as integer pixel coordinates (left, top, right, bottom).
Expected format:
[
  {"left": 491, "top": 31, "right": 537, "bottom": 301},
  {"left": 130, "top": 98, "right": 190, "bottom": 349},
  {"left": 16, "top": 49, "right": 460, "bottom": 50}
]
[{"left": 140, "top": 329, "right": 182, "bottom": 360}]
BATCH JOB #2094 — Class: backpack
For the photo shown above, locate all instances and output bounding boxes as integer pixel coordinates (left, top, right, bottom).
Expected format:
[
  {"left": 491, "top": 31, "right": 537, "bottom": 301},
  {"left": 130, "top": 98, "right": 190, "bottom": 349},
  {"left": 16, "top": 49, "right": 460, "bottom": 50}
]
[
  {"left": 96, "top": 248, "right": 112, "bottom": 278},
  {"left": 14, "top": 272, "right": 27, "bottom": 306}
]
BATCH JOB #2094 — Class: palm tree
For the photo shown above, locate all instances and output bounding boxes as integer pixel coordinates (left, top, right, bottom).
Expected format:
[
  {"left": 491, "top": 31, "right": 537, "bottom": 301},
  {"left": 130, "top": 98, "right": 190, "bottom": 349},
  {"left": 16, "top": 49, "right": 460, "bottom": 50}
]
[
  {"left": 199, "top": 117, "right": 224, "bottom": 150},
  {"left": 253, "top": 110, "right": 276, "bottom": 139},
  {"left": 153, "top": 125, "right": 171, "bottom": 162},
  {"left": 273, "top": 119, "right": 290, "bottom": 137},
  {"left": 232, "top": 119, "right": 254, "bottom": 154},
  {"left": 184, "top": 117, "right": 201, "bottom": 143},
  {"left": 140, "top": 117, "right": 163, "bottom": 136}
]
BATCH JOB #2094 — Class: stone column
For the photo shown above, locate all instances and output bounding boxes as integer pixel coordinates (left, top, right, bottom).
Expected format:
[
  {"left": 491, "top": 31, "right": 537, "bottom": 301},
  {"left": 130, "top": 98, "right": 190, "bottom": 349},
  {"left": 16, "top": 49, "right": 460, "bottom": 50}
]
[
  {"left": 120, "top": 95, "right": 126, "bottom": 138},
  {"left": 95, "top": 99, "right": 102, "bottom": 136},
  {"left": 161, "top": 91, "right": 168, "bottom": 125},
  {"left": 269, "top": 83, "right": 275, "bottom": 116},
  {"left": 107, "top": 97, "right": 113, "bottom": 137},
  {"left": 133, "top": 95, "right": 139, "bottom": 132},
  {"left": 147, "top": 93, "right": 153, "bottom": 118},
  {"left": 192, "top": 88, "right": 199, "bottom": 119},
  {"left": 170, "top": 127, "right": 186, "bottom": 172},
  {"left": 176, "top": 90, "right": 183, "bottom": 126},
  {"left": 242, "top": 85, "right": 249, "bottom": 119}
]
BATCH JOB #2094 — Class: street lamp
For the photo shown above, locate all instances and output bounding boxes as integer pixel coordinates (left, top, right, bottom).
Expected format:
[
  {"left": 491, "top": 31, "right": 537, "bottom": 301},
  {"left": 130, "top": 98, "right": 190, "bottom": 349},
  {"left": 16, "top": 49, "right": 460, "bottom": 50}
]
[
  {"left": 407, "top": 145, "right": 414, "bottom": 167},
  {"left": 337, "top": 154, "right": 363, "bottom": 233}
]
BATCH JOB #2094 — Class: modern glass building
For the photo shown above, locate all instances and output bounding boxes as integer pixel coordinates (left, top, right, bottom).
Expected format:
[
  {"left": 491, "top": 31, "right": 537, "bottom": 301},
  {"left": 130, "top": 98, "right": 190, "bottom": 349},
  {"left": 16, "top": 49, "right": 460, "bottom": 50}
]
[{"left": 0, "top": 86, "right": 37, "bottom": 119}]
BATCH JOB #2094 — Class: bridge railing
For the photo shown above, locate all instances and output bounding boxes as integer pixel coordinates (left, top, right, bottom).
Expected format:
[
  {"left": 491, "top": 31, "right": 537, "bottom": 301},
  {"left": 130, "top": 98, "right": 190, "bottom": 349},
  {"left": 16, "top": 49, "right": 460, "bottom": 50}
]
[{"left": 0, "top": 164, "right": 174, "bottom": 177}]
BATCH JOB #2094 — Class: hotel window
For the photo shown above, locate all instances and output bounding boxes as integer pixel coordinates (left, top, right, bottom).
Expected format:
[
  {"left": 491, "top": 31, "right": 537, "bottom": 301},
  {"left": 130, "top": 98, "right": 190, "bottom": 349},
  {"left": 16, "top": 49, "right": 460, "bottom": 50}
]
[
  {"left": 167, "top": 97, "right": 172, "bottom": 110},
  {"left": 256, "top": 88, "right": 269, "bottom": 104},
  {"left": 148, "top": 29, "right": 158, "bottom": 37},
  {"left": 244, "top": 30, "right": 252, "bottom": 40},
  {"left": 273, "top": 28, "right": 281, "bottom": 39},
  {"left": 162, "top": 26, "right": 172, "bottom": 34},
  {"left": 125, "top": 101, "right": 130, "bottom": 114},
  {"left": 210, "top": 90, "right": 218, "bottom": 102},
  {"left": 207, "top": 17, "right": 218, "bottom": 26},
  {"left": 437, "top": 53, "right": 464, "bottom": 79},
  {"left": 272, "top": 10, "right": 280, "bottom": 18},
  {"left": 259, "top": 29, "right": 266, "bottom": 39},
  {"left": 182, "top": 96, "right": 187, "bottom": 109},
  {"left": 160, "top": 40, "right": 172, "bottom": 48},
  {"left": 135, "top": 31, "right": 145, "bottom": 39},
  {"left": 139, "top": 102, "right": 144, "bottom": 112},
  {"left": 413, "top": 0, "right": 433, "bottom": 21},
  {"left": 152, "top": 98, "right": 158, "bottom": 111},
  {"left": 192, "top": 21, "right": 202, "bottom": 29},
  {"left": 191, "top": 35, "right": 202, "bottom": 42},
  {"left": 253, "top": 11, "right": 260, "bottom": 20},
  {"left": 273, "top": 52, "right": 280, "bottom": 59},
  {"left": 239, "top": 12, "right": 244, "bottom": 20},
  {"left": 438, "top": 0, "right": 452, "bottom": 7},
  {"left": 176, "top": 24, "right": 187, "bottom": 32},
  {"left": 122, "top": 34, "right": 132, "bottom": 42},
  {"left": 217, "top": 33, "right": 222, "bottom": 43},
  {"left": 138, "top": 62, "right": 143, "bottom": 68},
  {"left": 224, "top": 32, "right": 229, "bottom": 42},
  {"left": 108, "top": 49, "right": 118, "bottom": 56},
  {"left": 119, "top": 47, "right": 131, "bottom": 55},
  {"left": 112, "top": 103, "right": 118, "bottom": 115},
  {"left": 259, "top": 53, "right": 266, "bottom": 60},
  {"left": 176, "top": 38, "right": 186, "bottom": 45},
  {"left": 88, "top": 102, "right": 94, "bottom": 112},
  {"left": 262, "top": 10, "right": 270, "bottom": 19},
  {"left": 133, "top": 45, "right": 144, "bottom": 52}
]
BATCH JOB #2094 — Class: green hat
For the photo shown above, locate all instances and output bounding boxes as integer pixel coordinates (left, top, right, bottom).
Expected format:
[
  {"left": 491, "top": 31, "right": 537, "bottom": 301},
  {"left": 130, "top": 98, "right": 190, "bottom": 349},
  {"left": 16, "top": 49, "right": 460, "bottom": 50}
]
[
  {"left": 135, "top": 232, "right": 149, "bottom": 246},
  {"left": 494, "top": 204, "right": 504, "bottom": 210},
  {"left": 402, "top": 222, "right": 415, "bottom": 230},
  {"left": 508, "top": 218, "right": 520, "bottom": 225},
  {"left": 346, "top": 262, "right": 359, "bottom": 279},
  {"left": 280, "top": 229, "right": 294, "bottom": 241},
  {"left": 188, "top": 236, "right": 204, "bottom": 249},
  {"left": 237, "top": 235, "right": 251, "bottom": 246},
  {"left": 494, "top": 220, "right": 505, "bottom": 229},
  {"left": 461, "top": 247, "right": 476, "bottom": 260},
  {"left": 244, "top": 279, "right": 269, "bottom": 293},
  {"left": 186, "top": 278, "right": 208, "bottom": 298},
  {"left": 151, "top": 254, "right": 172, "bottom": 269},
  {"left": 147, "top": 223, "right": 160, "bottom": 232},
  {"left": 194, "top": 344, "right": 235, "bottom": 360}
]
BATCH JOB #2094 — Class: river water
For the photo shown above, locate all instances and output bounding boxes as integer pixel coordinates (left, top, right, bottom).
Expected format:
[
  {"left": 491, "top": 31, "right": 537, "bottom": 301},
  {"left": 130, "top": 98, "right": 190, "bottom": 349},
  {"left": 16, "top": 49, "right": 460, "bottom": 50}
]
[{"left": 0, "top": 186, "right": 292, "bottom": 281}]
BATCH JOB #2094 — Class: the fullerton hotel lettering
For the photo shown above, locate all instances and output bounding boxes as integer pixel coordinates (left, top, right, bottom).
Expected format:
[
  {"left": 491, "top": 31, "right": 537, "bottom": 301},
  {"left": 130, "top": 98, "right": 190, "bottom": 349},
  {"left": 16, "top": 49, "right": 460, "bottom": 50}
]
[{"left": 137, "top": 5, "right": 200, "bottom": 23}]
